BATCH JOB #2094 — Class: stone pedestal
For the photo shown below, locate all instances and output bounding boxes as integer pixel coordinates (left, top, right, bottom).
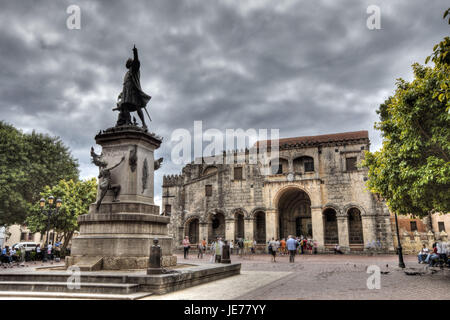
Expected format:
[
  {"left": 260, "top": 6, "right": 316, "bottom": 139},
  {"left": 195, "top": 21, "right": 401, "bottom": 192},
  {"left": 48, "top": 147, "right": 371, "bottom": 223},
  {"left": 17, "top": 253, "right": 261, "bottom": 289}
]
[{"left": 67, "top": 126, "right": 176, "bottom": 270}]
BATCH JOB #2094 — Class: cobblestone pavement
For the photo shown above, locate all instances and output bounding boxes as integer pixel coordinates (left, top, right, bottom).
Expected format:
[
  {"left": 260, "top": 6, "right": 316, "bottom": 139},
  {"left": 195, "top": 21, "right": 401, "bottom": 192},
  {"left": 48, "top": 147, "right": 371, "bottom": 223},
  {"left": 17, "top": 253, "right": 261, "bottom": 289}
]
[{"left": 160, "top": 253, "right": 450, "bottom": 300}]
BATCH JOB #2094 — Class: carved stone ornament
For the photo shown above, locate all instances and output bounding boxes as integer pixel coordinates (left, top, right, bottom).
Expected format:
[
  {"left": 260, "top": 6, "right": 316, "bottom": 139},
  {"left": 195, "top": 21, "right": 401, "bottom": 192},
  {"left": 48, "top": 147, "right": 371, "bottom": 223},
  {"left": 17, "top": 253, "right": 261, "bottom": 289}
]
[
  {"left": 142, "top": 158, "right": 148, "bottom": 193},
  {"left": 129, "top": 145, "right": 137, "bottom": 172}
]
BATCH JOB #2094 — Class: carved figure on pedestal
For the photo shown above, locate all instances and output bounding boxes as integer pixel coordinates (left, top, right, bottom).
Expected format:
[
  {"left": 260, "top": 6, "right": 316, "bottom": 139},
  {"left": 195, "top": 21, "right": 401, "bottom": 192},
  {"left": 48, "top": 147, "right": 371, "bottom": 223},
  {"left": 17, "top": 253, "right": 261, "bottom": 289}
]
[{"left": 91, "top": 147, "right": 125, "bottom": 211}]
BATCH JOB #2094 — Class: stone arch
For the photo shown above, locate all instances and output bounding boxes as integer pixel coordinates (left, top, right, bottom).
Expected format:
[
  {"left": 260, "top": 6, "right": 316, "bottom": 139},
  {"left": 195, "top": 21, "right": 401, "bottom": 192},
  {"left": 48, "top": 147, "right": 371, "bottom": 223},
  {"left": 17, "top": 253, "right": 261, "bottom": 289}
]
[
  {"left": 207, "top": 209, "right": 226, "bottom": 240},
  {"left": 232, "top": 209, "right": 246, "bottom": 241},
  {"left": 184, "top": 215, "right": 200, "bottom": 244},
  {"left": 323, "top": 203, "right": 343, "bottom": 216},
  {"left": 276, "top": 186, "right": 312, "bottom": 239},
  {"left": 293, "top": 155, "right": 315, "bottom": 173},
  {"left": 269, "top": 156, "right": 289, "bottom": 174},
  {"left": 347, "top": 207, "right": 364, "bottom": 245},
  {"left": 253, "top": 210, "right": 266, "bottom": 244},
  {"left": 249, "top": 207, "right": 266, "bottom": 219},
  {"left": 343, "top": 203, "right": 367, "bottom": 216},
  {"left": 323, "top": 207, "right": 339, "bottom": 245},
  {"left": 273, "top": 185, "right": 313, "bottom": 209},
  {"left": 230, "top": 207, "right": 248, "bottom": 218},
  {"left": 202, "top": 165, "right": 218, "bottom": 176}
]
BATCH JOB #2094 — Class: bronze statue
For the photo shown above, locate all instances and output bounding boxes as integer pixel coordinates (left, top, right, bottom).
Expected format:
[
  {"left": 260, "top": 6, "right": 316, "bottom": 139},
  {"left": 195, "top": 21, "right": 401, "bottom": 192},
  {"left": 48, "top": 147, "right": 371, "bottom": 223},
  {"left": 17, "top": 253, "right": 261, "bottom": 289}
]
[
  {"left": 154, "top": 157, "right": 163, "bottom": 170},
  {"left": 114, "top": 45, "right": 152, "bottom": 129},
  {"left": 91, "top": 147, "right": 125, "bottom": 210}
]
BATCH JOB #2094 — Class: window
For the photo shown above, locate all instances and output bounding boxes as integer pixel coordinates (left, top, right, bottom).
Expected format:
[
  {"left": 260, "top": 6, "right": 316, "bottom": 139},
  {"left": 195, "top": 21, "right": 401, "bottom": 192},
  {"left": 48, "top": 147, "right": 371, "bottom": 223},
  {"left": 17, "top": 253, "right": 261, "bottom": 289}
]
[
  {"left": 20, "top": 232, "right": 27, "bottom": 241},
  {"left": 438, "top": 222, "right": 445, "bottom": 232},
  {"left": 205, "top": 185, "right": 212, "bottom": 197},
  {"left": 234, "top": 167, "right": 243, "bottom": 180},
  {"left": 410, "top": 221, "right": 418, "bottom": 232},
  {"left": 304, "top": 158, "right": 314, "bottom": 172},
  {"left": 346, "top": 157, "right": 357, "bottom": 171},
  {"left": 165, "top": 204, "right": 172, "bottom": 214}
]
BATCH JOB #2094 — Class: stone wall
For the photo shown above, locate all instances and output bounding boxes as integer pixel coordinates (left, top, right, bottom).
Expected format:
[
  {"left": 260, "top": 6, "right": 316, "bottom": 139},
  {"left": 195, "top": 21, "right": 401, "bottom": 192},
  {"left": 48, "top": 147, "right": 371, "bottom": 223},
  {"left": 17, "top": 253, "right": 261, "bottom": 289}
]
[{"left": 393, "top": 230, "right": 449, "bottom": 254}]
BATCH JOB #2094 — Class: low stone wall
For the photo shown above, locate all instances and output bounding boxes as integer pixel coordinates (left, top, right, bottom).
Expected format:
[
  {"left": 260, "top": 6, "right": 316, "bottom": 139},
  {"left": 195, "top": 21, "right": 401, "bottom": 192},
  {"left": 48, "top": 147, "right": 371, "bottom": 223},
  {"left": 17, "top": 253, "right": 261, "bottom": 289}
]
[{"left": 393, "top": 230, "right": 448, "bottom": 254}]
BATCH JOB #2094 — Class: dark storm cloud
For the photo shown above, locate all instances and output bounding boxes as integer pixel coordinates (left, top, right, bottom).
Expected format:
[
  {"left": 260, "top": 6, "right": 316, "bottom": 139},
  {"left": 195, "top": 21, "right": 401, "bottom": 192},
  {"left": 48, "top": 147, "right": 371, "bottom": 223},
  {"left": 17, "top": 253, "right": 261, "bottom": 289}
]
[{"left": 0, "top": 0, "right": 448, "bottom": 207}]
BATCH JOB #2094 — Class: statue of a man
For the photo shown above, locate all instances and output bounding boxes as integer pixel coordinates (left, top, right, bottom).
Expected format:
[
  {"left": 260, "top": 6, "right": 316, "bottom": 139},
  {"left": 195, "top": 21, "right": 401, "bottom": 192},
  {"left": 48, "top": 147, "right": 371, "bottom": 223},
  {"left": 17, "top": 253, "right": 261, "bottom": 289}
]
[
  {"left": 116, "top": 45, "right": 151, "bottom": 129},
  {"left": 91, "top": 147, "right": 125, "bottom": 211}
]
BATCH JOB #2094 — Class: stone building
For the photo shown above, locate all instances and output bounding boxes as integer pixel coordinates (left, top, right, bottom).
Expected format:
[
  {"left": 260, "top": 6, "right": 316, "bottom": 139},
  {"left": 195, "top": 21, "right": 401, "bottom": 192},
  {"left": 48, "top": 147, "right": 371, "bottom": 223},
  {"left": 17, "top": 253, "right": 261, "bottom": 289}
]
[{"left": 162, "top": 131, "right": 395, "bottom": 253}]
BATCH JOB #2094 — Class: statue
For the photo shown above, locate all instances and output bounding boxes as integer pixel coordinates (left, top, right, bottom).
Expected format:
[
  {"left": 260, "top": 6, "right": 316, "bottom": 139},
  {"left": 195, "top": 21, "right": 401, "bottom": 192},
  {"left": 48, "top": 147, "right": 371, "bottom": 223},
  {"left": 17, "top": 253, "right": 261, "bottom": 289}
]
[
  {"left": 154, "top": 157, "right": 163, "bottom": 170},
  {"left": 114, "top": 45, "right": 152, "bottom": 130},
  {"left": 91, "top": 147, "right": 125, "bottom": 211}
]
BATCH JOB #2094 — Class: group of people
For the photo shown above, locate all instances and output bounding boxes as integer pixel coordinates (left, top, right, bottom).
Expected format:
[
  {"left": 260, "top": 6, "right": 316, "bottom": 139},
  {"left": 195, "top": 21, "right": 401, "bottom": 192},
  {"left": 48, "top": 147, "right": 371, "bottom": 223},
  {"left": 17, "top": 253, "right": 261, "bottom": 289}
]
[
  {"left": 0, "top": 242, "right": 64, "bottom": 266},
  {"left": 182, "top": 236, "right": 257, "bottom": 262},
  {"left": 267, "top": 236, "right": 318, "bottom": 262},
  {"left": 417, "top": 241, "right": 449, "bottom": 267}
]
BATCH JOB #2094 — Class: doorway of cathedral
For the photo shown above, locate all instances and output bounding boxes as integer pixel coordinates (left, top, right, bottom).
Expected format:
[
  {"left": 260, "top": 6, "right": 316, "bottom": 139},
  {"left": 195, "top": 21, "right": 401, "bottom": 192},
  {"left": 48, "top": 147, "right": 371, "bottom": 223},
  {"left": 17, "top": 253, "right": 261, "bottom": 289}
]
[{"left": 278, "top": 188, "right": 312, "bottom": 239}]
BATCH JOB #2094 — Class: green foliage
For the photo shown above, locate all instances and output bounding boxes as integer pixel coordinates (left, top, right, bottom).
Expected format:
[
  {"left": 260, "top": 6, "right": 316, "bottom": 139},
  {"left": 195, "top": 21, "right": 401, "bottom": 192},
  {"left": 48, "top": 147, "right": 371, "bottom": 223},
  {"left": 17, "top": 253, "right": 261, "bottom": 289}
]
[
  {"left": 26, "top": 178, "right": 97, "bottom": 250},
  {"left": 0, "top": 121, "right": 79, "bottom": 225},
  {"left": 363, "top": 12, "right": 450, "bottom": 217}
]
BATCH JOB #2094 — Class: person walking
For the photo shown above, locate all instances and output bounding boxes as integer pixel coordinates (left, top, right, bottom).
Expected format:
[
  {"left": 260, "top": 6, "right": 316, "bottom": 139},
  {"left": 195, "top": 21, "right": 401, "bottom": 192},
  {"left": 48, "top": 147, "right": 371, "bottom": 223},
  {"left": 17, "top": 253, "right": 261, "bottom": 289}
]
[
  {"left": 197, "top": 241, "right": 204, "bottom": 259},
  {"left": 286, "top": 235, "right": 298, "bottom": 263},
  {"left": 268, "top": 238, "right": 278, "bottom": 262},
  {"left": 215, "top": 237, "right": 223, "bottom": 263},
  {"left": 201, "top": 238, "right": 207, "bottom": 255},
  {"left": 182, "top": 236, "right": 190, "bottom": 259}
]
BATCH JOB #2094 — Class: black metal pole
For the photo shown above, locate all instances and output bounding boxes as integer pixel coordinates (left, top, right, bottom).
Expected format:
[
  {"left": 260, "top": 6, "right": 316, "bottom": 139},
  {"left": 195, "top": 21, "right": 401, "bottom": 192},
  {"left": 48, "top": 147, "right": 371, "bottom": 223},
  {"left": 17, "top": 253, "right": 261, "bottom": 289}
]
[
  {"left": 394, "top": 212, "right": 406, "bottom": 268},
  {"left": 43, "top": 214, "right": 50, "bottom": 262}
]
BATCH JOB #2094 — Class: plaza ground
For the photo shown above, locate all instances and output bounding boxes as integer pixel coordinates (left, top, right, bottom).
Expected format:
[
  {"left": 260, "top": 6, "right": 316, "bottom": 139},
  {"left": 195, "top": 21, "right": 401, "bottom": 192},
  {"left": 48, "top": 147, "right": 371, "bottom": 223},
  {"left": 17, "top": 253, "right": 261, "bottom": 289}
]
[
  {"left": 145, "top": 253, "right": 450, "bottom": 300},
  {"left": 0, "top": 253, "right": 448, "bottom": 300}
]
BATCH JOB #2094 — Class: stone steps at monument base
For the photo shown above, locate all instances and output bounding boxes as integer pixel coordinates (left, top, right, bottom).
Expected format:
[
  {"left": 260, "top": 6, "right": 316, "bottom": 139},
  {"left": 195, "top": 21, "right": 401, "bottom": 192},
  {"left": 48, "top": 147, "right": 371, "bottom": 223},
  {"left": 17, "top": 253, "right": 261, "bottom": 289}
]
[
  {"left": 0, "top": 281, "right": 140, "bottom": 295},
  {"left": 0, "top": 273, "right": 130, "bottom": 284},
  {"left": 0, "top": 291, "right": 152, "bottom": 300}
]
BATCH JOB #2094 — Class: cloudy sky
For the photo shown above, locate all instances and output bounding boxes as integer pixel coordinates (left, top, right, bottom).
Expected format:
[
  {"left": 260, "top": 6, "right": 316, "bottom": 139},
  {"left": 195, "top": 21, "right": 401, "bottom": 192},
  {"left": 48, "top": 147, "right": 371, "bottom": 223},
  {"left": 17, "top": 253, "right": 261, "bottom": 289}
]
[{"left": 0, "top": 0, "right": 448, "bottom": 208}]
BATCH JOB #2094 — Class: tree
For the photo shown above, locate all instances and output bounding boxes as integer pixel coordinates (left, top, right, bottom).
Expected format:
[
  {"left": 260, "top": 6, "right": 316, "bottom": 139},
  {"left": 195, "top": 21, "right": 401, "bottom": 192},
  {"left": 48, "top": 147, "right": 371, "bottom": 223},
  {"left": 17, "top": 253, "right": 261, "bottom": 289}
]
[
  {"left": 26, "top": 178, "right": 97, "bottom": 253},
  {"left": 0, "top": 122, "right": 79, "bottom": 225},
  {"left": 362, "top": 10, "right": 450, "bottom": 218}
]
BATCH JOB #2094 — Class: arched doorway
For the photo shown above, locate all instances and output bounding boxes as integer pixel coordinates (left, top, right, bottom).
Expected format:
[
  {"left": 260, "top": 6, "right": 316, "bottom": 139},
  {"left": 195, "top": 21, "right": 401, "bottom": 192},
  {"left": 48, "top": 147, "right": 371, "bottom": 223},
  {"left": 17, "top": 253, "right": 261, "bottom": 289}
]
[
  {"left": 348, "top": 208, "right": 364, "bottom": 244},
  {"left": 254, "top": 211, "right": 266, "bottom": 244},
  {"left": 208, "top": 212, "right": 225, "bottom": 241},
  {"left": 234, "top": 212, "right": 245, "bottom": 241},
  {"left": 278, "top": 188, "right": 312, "bottom": 239},
  {"left": 185, "top": 218, "right": 199, "bottom": 244},
  {"left": 323, "top": 208, "right": 338, "bottom": 244}
]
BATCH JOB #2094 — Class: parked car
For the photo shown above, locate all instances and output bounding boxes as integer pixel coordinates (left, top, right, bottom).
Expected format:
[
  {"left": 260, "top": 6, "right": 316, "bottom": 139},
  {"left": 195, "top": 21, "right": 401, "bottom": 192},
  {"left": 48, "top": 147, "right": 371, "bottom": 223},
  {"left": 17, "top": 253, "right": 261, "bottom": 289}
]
[{"left": 12, "top": 242, "right": 39, "bottom": 252}]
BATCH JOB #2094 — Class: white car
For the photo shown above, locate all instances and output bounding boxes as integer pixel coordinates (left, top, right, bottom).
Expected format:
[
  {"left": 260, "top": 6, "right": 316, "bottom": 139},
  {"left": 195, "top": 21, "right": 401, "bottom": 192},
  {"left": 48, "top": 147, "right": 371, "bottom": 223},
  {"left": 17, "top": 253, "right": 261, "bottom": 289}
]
[{"left": 12, "top": 242, "right": 39, "bottom": 252}]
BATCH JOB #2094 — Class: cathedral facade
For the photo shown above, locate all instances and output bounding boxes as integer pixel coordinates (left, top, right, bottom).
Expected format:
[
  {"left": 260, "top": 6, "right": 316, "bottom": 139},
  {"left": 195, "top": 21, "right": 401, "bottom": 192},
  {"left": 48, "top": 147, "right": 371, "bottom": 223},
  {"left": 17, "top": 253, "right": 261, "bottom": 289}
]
[{"left": 162, "top": 131, "right": 395, "bottom": 253}]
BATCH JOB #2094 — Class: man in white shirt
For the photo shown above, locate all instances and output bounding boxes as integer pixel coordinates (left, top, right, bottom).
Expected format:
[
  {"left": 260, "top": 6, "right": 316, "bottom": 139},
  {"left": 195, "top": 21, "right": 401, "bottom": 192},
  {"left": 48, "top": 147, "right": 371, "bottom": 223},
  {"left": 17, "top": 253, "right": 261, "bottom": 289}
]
[{"left": 418, "top": 244, "right": 429, "bottom": 263}]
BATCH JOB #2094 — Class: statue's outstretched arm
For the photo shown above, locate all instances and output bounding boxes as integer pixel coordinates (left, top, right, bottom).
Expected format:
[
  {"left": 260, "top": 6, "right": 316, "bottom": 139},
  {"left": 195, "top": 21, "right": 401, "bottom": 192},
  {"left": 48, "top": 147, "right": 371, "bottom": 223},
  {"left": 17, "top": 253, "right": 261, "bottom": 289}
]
[
  {"left": 107, "top": 156, "right": 125, "bottom": 171},
  {"left": 133, "top": 45, "right": 138, "bottom": 61}
]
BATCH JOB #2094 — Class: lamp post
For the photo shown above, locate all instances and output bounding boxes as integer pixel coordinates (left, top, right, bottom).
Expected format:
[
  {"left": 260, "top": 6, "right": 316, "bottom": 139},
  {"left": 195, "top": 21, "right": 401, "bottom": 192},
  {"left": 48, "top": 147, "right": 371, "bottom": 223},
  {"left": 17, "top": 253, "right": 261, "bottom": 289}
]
[
  {"left": 39, "top": 196, "right": 62, "bottom": 262},
  {"left": 393, "top": 212, "right": 406, "bottom": 268}
]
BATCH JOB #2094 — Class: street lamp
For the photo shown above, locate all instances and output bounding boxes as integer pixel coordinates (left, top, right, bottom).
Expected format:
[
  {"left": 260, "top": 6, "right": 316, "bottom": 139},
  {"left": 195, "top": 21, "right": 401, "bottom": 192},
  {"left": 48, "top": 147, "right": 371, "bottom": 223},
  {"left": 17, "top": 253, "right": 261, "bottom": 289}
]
[
  {"left": 39, "top": 196, "right": 62, "bottom": 262},
  {"left": 393, "top": 212, "right": 406, "bottom": 268}
]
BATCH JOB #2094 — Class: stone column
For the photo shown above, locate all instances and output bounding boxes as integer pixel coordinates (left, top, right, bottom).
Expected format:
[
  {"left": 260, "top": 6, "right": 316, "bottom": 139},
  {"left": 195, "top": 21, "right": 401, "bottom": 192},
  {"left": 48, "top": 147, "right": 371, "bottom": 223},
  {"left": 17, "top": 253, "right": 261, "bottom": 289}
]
[
  {"left": 427, "top": 230, "right": 435, "bottom": 249},
  {"left": 244, "top": 218, "right": 254, "bottom": 242},
  {"left": 266, "top": 209, "right": 278, "bottom": 241},
  {"left": 383, "top": 215, "right": 395, "bottom": 253},
  {"left": 199, "top": 222, "right": 208, "bottom": 244},
  {"left": 225, "top": 218, "right": 235, "bottom": 242},
  {"left": 336, "top": 216, "right": 350, "bottom": 252},
  {"left": 311, "top": 207, "right": 324, "bottom": 251},
  {"left": 361, "top": 215, "right": 377, "bottom": 250}
]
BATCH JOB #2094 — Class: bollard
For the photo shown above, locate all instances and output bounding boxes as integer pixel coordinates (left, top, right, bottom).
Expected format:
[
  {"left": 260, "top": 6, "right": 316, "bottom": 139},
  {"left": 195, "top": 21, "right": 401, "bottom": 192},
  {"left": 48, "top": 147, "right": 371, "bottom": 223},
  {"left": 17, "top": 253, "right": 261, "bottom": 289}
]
[
  {"left": 221, "top": 241, "right": 231, "bottom": 264},
  {"left": 147, "top": 238, "right": 163, "bottom": 275}
]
